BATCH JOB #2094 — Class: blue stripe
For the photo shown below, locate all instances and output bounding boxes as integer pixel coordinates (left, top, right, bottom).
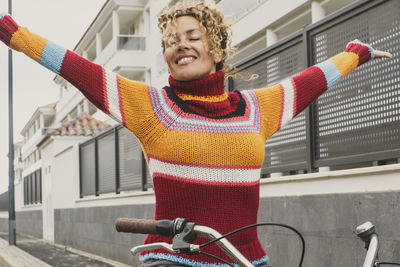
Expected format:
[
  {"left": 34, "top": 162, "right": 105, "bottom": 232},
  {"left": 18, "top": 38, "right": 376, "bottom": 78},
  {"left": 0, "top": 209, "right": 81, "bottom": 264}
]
[
  {"left": 315, "top": 60, "right": 341, "bottom": 89},
  {"left": 141, "top": 253, "right": 269, "bottom": 267},
  {"left": 39, "top": 41, "right": 67, "bottom": 74}
]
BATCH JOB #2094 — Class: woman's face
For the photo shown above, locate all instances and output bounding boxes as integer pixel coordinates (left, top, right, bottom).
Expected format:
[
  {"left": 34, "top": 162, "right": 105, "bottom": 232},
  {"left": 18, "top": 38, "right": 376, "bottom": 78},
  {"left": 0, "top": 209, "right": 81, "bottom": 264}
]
[{"left": 163, "top": 16, "right": 221, "bottom": 81}]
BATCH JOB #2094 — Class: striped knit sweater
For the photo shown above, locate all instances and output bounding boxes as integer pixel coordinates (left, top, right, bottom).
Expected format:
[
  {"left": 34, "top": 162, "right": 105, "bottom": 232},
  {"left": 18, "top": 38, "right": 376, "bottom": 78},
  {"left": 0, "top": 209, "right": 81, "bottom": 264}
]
[{"left": 0, "top": 14, "right": 374, "bottom": 266}]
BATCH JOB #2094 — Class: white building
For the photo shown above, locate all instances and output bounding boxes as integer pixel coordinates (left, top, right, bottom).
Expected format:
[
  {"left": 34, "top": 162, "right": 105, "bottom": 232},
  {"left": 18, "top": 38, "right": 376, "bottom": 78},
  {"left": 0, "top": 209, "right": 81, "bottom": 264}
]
[{"left": 5, "top": 0, "right": 399, "bottom": 266}]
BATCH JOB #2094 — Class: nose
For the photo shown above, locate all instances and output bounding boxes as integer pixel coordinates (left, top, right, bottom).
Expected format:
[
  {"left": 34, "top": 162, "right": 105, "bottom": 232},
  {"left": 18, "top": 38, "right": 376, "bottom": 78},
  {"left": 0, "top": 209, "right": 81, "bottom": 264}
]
[{"left": 177, "top": 38, "right": 189, "bottom": 50}]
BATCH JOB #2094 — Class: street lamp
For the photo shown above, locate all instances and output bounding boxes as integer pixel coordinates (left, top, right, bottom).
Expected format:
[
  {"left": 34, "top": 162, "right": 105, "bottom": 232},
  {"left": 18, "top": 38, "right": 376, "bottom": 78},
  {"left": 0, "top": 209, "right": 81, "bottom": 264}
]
[{"left": 8, "top": 0, "right": 16, "bottom": 246}]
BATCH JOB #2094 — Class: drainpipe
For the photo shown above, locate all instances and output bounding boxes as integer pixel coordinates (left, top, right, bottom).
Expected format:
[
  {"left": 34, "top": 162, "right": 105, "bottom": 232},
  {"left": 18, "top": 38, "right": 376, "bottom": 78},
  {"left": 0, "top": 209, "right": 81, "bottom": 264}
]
[{"left": 8, "top": 0, "right": 16, "bottom": 246}]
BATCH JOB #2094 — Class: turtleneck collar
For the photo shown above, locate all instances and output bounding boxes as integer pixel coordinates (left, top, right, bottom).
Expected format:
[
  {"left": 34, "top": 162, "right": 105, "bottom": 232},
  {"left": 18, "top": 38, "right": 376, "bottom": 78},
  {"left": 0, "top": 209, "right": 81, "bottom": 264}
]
[{"left": 168, "top": 71, "right": 225, "bottom": 97}]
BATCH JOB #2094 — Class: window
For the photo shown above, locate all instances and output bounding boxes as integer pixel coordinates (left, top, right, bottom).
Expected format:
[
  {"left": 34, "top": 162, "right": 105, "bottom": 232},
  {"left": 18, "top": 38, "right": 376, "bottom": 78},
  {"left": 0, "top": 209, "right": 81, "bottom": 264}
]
[{"left": 23, "top": 169, "right": 42, "bottom": 205}]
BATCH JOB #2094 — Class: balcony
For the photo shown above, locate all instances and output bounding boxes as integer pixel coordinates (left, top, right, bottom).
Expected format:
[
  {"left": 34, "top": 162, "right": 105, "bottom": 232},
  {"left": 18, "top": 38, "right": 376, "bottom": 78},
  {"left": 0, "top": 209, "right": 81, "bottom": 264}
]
[
  {"left": 94, "top": 34, "right": 148, "bottom": 70},
  {"left": 117, "top": 35, "right": 146, "bottom": 51}
]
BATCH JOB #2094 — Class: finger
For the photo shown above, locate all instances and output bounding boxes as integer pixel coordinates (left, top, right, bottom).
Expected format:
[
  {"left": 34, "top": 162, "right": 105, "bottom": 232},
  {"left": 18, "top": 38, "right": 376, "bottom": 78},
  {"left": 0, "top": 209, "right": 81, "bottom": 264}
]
[{"left": 374, "top": 50, "right": 392, "bottom": 58}]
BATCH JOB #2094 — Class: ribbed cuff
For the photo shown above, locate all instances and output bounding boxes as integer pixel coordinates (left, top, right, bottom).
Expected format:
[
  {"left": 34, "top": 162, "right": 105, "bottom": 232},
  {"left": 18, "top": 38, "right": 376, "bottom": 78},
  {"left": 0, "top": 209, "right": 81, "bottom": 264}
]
[
  {"left": 0, "top": 14, "right": 19, "bottom": 46},
  {"left": 345, "top": 40, "right": 375, "bottom": 66}
]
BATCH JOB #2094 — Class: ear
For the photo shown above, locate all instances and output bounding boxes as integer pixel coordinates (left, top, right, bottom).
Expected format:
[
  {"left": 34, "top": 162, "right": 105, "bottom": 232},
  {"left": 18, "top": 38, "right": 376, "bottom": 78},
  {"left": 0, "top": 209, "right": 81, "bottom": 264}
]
[{"left": 213, "top": 50, "right": 223, "bottom": 64}]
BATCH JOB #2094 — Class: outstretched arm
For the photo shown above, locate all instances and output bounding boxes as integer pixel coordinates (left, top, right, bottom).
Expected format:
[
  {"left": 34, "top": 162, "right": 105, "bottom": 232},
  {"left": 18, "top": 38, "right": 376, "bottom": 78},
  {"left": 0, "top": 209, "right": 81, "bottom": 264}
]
[
  {"left": 0, "top": 14, "right": 154, "bottom": 138},
  {"left": 254, "top": 40, "right": 391, "bottom": 140}
]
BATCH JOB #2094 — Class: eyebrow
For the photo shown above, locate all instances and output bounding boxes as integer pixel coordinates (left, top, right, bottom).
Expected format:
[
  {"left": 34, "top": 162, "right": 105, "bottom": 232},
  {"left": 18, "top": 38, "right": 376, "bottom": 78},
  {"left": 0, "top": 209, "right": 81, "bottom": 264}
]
[{"left": 185, "top": 29, "right": 201, "bottom": 35}]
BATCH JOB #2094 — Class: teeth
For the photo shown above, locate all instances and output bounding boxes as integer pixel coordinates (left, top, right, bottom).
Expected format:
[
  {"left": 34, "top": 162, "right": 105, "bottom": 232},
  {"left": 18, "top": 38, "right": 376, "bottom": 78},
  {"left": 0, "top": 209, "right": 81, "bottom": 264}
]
[{"left": 178, "top": 57, "right": 194, "bottom": 64}]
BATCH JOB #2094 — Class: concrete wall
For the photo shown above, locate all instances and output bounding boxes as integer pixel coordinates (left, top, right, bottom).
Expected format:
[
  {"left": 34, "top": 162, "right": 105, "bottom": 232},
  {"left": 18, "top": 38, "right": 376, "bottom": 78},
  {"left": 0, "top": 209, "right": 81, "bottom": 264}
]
[
  {"left": 0, "top": 212, "right": 8, "bottom": 233},
  {"left": 259, "top": 192, "right": 400, "bottom": 267},
  {"left": 0, "top": 192, "right": 8, "bottom": 211},
  {"left": 52, "top": 190, "right": 400, "bottom": 267},
  {"left": 54, "top": 204, "right": 155, "bottom": 266},
  {"left": 16, "top": 210, "right": 42, "bottom": 238}
]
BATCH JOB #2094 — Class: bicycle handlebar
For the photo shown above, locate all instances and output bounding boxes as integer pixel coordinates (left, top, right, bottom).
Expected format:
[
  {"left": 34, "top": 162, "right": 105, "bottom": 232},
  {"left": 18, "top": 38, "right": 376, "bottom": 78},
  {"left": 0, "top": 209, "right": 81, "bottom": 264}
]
[
  {"left": 115, "top": 218, "right": 383, "bottom": 267},
  {"left": 115, "top": 218, "right": 177, "bottom": 237},
  {"left": 115, "top": 218, "right": 158, "bottom": 235},
  {"left": 115, "top": 217, "right": 254, "bottom": 267}
]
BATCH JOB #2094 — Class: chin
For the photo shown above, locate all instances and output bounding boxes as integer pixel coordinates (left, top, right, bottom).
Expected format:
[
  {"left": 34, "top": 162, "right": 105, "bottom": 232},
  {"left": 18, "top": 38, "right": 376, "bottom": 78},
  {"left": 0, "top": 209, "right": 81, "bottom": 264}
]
[{"left": 174, "top": 72, "right": 201, "bottom": 82}]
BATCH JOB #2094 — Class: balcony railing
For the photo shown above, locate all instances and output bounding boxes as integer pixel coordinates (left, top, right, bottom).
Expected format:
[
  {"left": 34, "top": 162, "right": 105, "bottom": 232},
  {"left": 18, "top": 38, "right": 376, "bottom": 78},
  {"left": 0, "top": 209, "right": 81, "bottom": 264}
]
[
  {"left": 117, "top": 35, "right": 146, "bottom": 51},
  {"left": 79, "top": 126, "right": 151, "bottom": 198},
  {"left": 230, "top": 0, "right": 400, "bottom": 174}
]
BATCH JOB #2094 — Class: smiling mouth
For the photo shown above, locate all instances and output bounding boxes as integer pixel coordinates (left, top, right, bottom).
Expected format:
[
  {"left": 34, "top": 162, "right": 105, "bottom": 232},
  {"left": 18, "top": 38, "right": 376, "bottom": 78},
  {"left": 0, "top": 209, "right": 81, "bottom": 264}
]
[{"left": 176, "top": 56, "right": 196, "bottom": 65}]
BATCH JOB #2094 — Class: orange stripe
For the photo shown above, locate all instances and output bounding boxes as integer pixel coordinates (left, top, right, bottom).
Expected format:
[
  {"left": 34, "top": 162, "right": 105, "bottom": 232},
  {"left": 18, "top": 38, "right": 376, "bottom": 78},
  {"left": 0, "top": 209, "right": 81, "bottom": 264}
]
[
  {"left": 177, "top": 93, "right": 228, "bottom": 102},
  {"left": 330, "top": 51, "right": 359, "bottom": 78},
  {"left": 143, "top": 130, "right": 266, "bottom": 167},
  {"left": 10, "top": 27, "right": 47, "bottom": 62},
  {"left": 117, "top": 77, "right": 159, "bottom": 140},
  {"left": 253, "top": 85, "right": 283, "bottom": 139}
]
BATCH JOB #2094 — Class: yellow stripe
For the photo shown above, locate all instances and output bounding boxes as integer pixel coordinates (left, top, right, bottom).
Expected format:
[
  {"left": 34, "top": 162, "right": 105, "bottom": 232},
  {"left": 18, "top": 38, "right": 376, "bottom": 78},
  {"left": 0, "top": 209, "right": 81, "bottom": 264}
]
[
  {"left": 10, "top": 27, "right": 47, "bottom": 62},
  {"left": 330, "top": 51, "right": 359, "bottom": 78},
  {"left": 177, "top": 93, "right": 228, "bottom": 102},
  {"left": 143, "top": 130, "right": 266, "bottom": 167}
]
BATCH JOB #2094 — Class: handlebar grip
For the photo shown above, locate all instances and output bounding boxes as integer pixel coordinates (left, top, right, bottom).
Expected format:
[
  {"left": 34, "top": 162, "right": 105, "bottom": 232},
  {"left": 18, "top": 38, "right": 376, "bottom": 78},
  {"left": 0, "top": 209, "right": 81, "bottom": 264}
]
[{"left": 115, "top": 218, "right": 157, "bottom": 235}]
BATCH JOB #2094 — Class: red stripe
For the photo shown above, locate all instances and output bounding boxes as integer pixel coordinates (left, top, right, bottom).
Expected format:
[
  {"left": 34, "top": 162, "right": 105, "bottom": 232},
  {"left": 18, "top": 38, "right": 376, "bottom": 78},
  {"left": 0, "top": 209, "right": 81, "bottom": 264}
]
[
  {"left": 292, "top": 78, "right": 298, "bottom": 116},
  {"left": 292, "top": 66, "right": 327, "bottom": 115},
  {"left": 117, "top": 76, "right": 126, "bottom": 126},
  {"left": 0, "top": 16, "right": 19, "bottom": 46},
  {"left": 59, "top": 50, "right": 109, "bottom": 114},
  {"left": 148, "top": 154, "right": 261, "bottom": 170},
  {"left": 345, "top": 43, "right": 371, "bottom": 66}
]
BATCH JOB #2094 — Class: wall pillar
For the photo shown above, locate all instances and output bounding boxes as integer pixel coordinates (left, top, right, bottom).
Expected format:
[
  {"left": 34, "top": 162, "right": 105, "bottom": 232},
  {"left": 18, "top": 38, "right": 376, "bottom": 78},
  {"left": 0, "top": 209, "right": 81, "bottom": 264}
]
[
  {"left": 39, "top": 114, "right": 44, "bottom": 129},
  {"left": 112, "top": 11, "right": 120, "bottom": 37},
  {"left": 83, "top": 100, "right": 90, "bottom": 114},
  {"left": 96, "top": 33, "right": 102, "bottom": 58},
  {"left": 82, "top": 50, "right": 89, "bottom": 59},
  {"left": 266, "top": 28, "right": 278, "bottom": 47},
  {"left": 312, "top": 1, "right": 325, "bottom": 23}
]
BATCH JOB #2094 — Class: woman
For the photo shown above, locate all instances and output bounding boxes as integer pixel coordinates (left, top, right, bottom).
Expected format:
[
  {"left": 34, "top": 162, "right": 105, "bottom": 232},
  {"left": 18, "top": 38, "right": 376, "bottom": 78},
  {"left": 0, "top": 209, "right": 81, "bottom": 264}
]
[{"left": 0, "top": 1, "right": 391, "bottom": 266}]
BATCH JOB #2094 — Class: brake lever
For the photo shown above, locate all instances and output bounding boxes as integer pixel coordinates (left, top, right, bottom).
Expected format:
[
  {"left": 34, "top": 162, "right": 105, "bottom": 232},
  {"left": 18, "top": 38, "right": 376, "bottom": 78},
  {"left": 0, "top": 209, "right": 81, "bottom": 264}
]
[{"left": 131, "top": 242, "right": 177, "bottom": 255}]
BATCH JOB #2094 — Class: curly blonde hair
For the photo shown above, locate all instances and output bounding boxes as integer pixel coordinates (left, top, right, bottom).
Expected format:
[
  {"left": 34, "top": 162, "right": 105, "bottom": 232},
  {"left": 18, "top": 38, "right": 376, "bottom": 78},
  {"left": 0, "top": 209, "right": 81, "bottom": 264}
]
[{"left": 158, "top": 0, "right": 234, "bottom": 76}]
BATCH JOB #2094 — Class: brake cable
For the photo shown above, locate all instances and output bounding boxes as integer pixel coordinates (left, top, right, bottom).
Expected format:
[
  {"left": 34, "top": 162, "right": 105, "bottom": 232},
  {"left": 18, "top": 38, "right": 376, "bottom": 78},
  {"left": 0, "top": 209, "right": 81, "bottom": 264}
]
[{"left": 199, "top": 222, "right": 305, "bottom": 267}]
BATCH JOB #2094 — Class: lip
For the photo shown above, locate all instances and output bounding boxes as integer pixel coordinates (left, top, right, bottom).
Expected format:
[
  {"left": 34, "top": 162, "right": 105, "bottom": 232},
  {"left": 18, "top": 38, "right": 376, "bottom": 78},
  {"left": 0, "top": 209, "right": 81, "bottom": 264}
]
[{"left": 175, "top": 54, "right": 197, "bottom": 65}]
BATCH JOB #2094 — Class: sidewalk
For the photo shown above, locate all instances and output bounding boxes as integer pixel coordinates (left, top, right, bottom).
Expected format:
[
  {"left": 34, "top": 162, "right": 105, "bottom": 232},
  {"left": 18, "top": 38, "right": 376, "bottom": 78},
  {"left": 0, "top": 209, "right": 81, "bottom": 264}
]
[{"left": 0, "top": 233, "right": 130, "bottom": 267}]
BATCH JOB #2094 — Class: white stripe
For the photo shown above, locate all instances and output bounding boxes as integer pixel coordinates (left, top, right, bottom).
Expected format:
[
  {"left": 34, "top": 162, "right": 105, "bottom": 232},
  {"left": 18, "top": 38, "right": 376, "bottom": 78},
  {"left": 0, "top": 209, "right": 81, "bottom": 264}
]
[
  {"left": 280, "top": 78, "right": 295, "bottom": 127},
  {"left": 149, "top": 158, "right": 261, "bottom": 183},
  {"left": 105, "top": 69, "right": 123, "bottom": 123}
]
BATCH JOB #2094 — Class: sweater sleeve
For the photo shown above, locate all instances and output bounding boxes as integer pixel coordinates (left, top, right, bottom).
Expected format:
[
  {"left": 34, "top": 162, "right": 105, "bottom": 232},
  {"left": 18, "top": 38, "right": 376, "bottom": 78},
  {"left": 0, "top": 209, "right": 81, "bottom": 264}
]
[
  {"left": 0, "top": 14, "right": 154, "bottom": 138},
  {"left": 253, "top": 40, "right": 375, "bottom": 140}
]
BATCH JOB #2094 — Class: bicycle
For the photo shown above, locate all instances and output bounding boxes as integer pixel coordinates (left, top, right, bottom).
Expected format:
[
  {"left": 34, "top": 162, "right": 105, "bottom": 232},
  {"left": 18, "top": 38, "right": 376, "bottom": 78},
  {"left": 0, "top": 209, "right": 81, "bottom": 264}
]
[{"left": 115, "top": 218, "right": 400, "bottom": 267}]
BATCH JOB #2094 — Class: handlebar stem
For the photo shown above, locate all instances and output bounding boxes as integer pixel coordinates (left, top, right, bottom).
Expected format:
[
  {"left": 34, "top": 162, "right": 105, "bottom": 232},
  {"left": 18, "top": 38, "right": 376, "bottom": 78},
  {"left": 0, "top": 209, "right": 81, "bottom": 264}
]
[
  {"left": 356, "top": 222, "right": 379, "bottom": 267},
  {"left": 361, "top": 234, "right": 378, "bottom": 267},
  {"left": 194, "top": 225, "right": 254, "bottom": 267}
]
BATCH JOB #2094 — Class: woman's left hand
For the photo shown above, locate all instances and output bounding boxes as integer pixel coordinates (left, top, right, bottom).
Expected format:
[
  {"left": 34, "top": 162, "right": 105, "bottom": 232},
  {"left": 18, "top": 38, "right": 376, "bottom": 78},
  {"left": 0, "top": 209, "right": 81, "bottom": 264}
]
[{"left": 351, "top": 39, "right": 392, "bottom": 59}]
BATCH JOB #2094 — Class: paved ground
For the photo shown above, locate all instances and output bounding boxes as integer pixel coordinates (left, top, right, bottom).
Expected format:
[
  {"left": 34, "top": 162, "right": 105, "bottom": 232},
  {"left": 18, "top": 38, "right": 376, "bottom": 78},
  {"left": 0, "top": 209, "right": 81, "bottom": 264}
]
[{"left": 0, "top": 233, "right": 123, "bottom": 267}]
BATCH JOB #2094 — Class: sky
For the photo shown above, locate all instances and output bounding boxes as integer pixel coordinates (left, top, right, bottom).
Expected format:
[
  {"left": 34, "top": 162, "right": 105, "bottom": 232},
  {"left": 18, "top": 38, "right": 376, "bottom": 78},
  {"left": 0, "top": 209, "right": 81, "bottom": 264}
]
[{"left": 0, "top": 0, "right": 107, "bottom": 193}]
